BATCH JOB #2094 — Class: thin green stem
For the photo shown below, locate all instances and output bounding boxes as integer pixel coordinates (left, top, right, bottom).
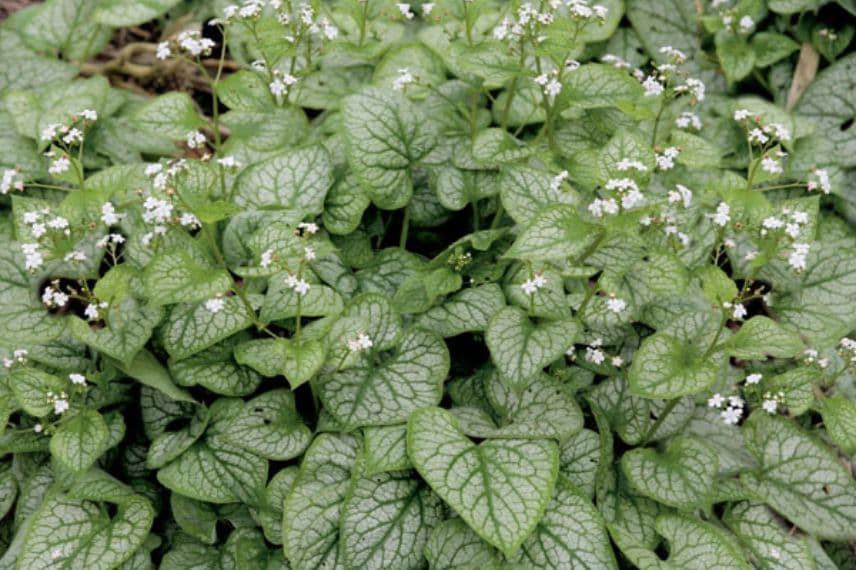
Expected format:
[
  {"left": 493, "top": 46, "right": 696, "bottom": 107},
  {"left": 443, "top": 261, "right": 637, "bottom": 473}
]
[
  {"left": 642, "top": 398, "right": 680, "bottom": 444},
  {"left": 399, "top": 208, "right": 410, "bottom": 249}
]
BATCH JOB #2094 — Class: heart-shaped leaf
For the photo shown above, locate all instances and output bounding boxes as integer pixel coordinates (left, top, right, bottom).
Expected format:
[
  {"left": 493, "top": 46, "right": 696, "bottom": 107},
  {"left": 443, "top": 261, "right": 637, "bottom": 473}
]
[
  {"left": 486, "top": 306, "right": 579, "bottom": 390},
  {"left": 628, "top": 332, "right": 718, "bottom": 399},
  {"left": 407, "top": 407, "right": 559, "bottom": 557},
  {"left": 319, "top": 328, "right": 449, "bottom": 430},
  {"left": 222, "top": 390, "right": 311, "bottom": 460}
]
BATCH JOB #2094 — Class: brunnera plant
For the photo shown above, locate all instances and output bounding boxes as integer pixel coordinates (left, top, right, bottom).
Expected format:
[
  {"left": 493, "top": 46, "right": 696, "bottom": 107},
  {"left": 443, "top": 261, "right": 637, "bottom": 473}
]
[{"left": 0, "top": 0, "right": 855, "bottom": 568}]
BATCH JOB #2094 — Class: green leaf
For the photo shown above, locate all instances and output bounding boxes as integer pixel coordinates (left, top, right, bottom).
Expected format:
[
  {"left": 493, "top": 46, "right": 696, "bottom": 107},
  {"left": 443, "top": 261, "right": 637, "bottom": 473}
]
[
  {"left": 751, "top": 32, "right": 800, "bottom": 68},
  {"left": 222, "top": 390, "right": 311, "bottom": 460},
  {"left": 628, "top": 332, "right": 718, "bottom": 399},
  {"left": 627, "top": 0, "right": 700, "bottom": 62},
  {"left": 157, "top": 433, "right": 267, "bottom": 505},
  {"left": 319, "top": 328, "right": 449, "bottom": 430},
  {"left": 322, "top": 173, "right": 371, "bottom": 235},
  {"left": 504, "top": 205, "right": 599, "bottom": 262},
  {"left": 343, "top": 87, "right": 436, "bottom": 209},
  {"left": 131, "top": 92, "right": 204, "bottom": 139},
  {"left": 723, "top": 316, "right": 804, "bottom": 359},
  {"left": 168, "top": 340, "right": 261, "bottom": 397},
  {"left": 741, "top": 412, "right": 856, "bottom": 540},
  {"left": 95, "top": 0, "right": 182, "bottom": 26},
  {"left": 260, "top": 276, "right": 343, "bottom": 323},
  {"left": 717, "top": 34, "right": 756, "bottom": 83},
  {"left": 362, "top": 424, "right": 411, "bottom": 476},
  {"left": 163, "top": 297, "right": 254, "bottom": 360},
  {"left": 794, "top": 53, "right": 856, "bottom": 168},
  {"left": 407, "top": 407, "right": 559, "bottom": 557},
  {"left": 486, "top": 307, "right": 578, "bottom": 390},
  {"left": 671, "top": 130, "right": 722, "bottom": 168},
  {"left": 724, "top": 501, "right": 815, "bottom": 569},
  {"left": 282, "top": 433, "right": 359, "bottom": 570},
  {"left": 559, "top": 429, "right": 601, "bottom": 498},
  {"left": 8, "top": 368, "right": 65, "bottom": 416},
  {"left": 340, "top": 470, "right": 444, "bottom": 570},
  {"left": 424, "top": 518, "right": 501, "bottom": 570},
  {"left": 453, "top": 371, "right": 583, "bottom": 442},
  {"left": 282, "top": 339, "right": 325, "bottom": 390},
  {"left": 49, "top": 409, "right": 110, "bottom": 473},
  {"left": 414, "top": 284, "right": 506, "bottom": 337},
  {"left": 69, "top": 299, "right": 163, "bottom": 365},
  {"left": 18, "top": 492, "right": 154, "bottom": 569},
  {"left": 621, "top": 436, "right": 719, "bottom": 511},
  {"left": 506, "top": 477, "right": 617, "bottom": 569},
  {"left": 820, "top": 395, "right": 856, "bottom": 455},
  {"left": 171, "top": 493, "right": 218, "bottom": 545},
  {"left": 499, "top": 166, "right": 579, "bottom": 226},
  {"left": 20, "top": 0, "right": 112, "bottom": 61},
  {"left": 774, "top": 246, "right": 856, "bottom": 346},
  {"left": 392, "top": 267, "right": 462, "bottom": 314},
  {"left": 768, "top": 0, "right": 820, "bottom": 14},
  {"left": 143, "top": 250, "right": 232, "bottom": 305},
  {"left": 613, "top": 513, "right": 751, "bottom": 569},
  {"left": 560, "top": 64, "right": 644, "bottom": 109},
  {"left": 233, "top": 145, "right": 333, "bottom": 213}
]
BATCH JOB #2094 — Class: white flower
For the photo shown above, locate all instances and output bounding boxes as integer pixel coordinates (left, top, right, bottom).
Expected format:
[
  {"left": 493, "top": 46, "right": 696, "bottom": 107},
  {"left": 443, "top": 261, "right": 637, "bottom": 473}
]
[
  {"left": 348, "top": 333, "right": 374, "bottom": 352},
  {"left": 762, "top": 217, "right": 784, "bottom": 230},
  {"left": 61, "top": 128, "right": 83, "bottom": 145},
  {"left": 217, "top": 155, "right": 241, "bottom": 169},
  {"left": 785, "top": 223, "right": 800, "bottom": 238},
  {"left": 748, "top": 128, "right": 769, "bottom": 145},
  {"left": 64, "top": 250, "right": 87, "bottom": 263},
  {"left": 708, "top": 393, "right": 725, "bottom": 408},
  {"left": 177, "top": 31, "right": 215, "bottom": 56},
  {"left": 791, "top": 210, "right": 808, "bottom": 225},
  {"left": 611, "top": 356, "right": 624, "bottom": 367},
  {"left": 84, "top": 303, "right": 100, "bottom": 320},
  {"left": 53, "top": 398, "right": 70, "bottom": 415},
  {"left": 588, "top": 198, "right": 619, "bottom": 218},
  {"left": 550, "top": 170, "right": 569, "bottom": 192},
  {"left": 585, "top": 346, "right": 605, "bottom": 365},
  {"left": 668, "top": 184, "right": 693, "bottom": 208},
  {"left": 304, "top": 246, "right": 316, "bottom": 261},
  {"left": 0, "top": 168, "right": 24, "bottom": 194},
  {"left": 731, "top": 303, "right": 747, "bottom": 320},
  {"left": 69, "top": 373, "right": 87, "bottom": 385},
  {"left": 179, "top": 213, "right": 201, "bottom": 228},
  {"left": 34, "top": 423, "right": 43, "bottom": 433},
  {"left": 422, "top": 3, "right": 435, "bottom": 15},
  {"left": 760, "top": 155, "right": 782, "bottom": 175},
  {"left": 205, "top": 297, "right": 225, "bottom": 313},
  {"left": 642, "top": 75, "right": 664, "bottom": 97},
  {"left": 659, "top": 45, "right": 687, "bottom": 63},
  {"left": 807, "top": 168, "right": 831, "bottom": 194},
  {"left": 788, "top": 243, "right": 810, "bottom": 272},
  {"left": 729, "top": 395, "right": 745, "bottom": 409},
  {"left": 97, "top": 233, "right": 125, "bottom": 248},
  {"left": 607, "top": 297, "right": 626, "bottom": 314},
  {"left": 655, "top": 147, "right": 680, "bottom": 170},
  {"left": 840, "top": 337, "right": 856, "bottom": 352},
  {"left": 156, "top": 42, "right": 172, "bottom": 60},
  {"left": 675, "top": 77, "right": 705, "bottom": 102},
  {"left": 41, "top": 123, "right": 62, "bottom": 141},
  {"left": 521, "top": 273, "right": 547, "bottom": 295},
  {"left": 601, "top": 54, "right": 631, "bottom": 69},
  {"left": 738, "top": 15, "right": 754, "bottom": 33},
  {"left": 101, "top": 202, "right": 122, "bottom": 225},
  {"left": 142, "top": 197, "right": 173, "bottom": 224},
  {"left": 733, "top": 109, "right": 752, "bottom": 121},
  {"left": 49, "top": 156, "right": 71, "bottom": 175},
  {"left": 745, "top": 373, "right": 763, "bottom": 385},
  {"left": 298, "top": 222, "right": 318, "bottom": 235},
  {"left": 675, "top": 112, "right": 702, "bottom": 130},
  {"left": 293, "top": 278, "right": 310, "bottom": 295},
  {"left": 260, "top": 248, "right": 274, "bottom": 268},
  {"left": 721, "top": 405, "right": 742, "bottom": 425},
  {"left": 617, "top": 159, "right": 648, "bottom": 172},
  {"left": 397, "top": 3, "right": 415, "bottom": 19},
  {"left": 21, "top": 243, "right": 44, "bottom": 271},
  {"left": 762, "top": 399, "right": 778, "bottom": 413},
  {"left": 765, "top": 123, "right": 791, "bottom": 142},
  {"left": 392, "top": 68, "right": 415, "bottom": 91},
  {"left": 712, "top": 202, "right": 731, "bottom": 227},
  {"left": 186, "top": 130, "right": 206, "bottom": 149},
  {"left": 544, "top": 78, "right": 562, "bottom": 98}
]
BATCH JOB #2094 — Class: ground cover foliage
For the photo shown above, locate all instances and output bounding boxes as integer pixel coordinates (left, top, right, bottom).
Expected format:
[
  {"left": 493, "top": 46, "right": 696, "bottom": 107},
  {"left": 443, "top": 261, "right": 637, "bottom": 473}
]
[{"left": 0, "top": 0, "right": 855, "bottom": 568}]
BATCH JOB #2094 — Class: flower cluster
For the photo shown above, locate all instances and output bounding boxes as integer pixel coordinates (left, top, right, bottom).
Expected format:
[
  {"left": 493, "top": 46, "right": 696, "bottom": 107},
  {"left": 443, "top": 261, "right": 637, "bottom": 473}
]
[
  {"left": 347, "top": 333, "right": 374, "bottom": 353},
  {"left": 493, "top": 1, "right": 608, "bottom": 44},
  {"left": 521, "top": 273, "right": 547, "bottom": 295},
  {"left": 1, "top": 168, "right": 24, "bottom": 195},
  {"left": 571, "top": 337, "right": 623, "bottom": 367},
  {"left": 269, "top": 70, "right": 298, "bottom": 99},
  {"left": 2, "top": 348, "right": 28, "bottom": 369}
]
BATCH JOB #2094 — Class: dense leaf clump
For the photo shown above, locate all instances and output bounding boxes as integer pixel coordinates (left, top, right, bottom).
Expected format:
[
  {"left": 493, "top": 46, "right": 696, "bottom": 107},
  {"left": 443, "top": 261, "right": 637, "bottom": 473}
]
[{"left": 1, "top": 0, "right": 855, "bottom": 568}]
